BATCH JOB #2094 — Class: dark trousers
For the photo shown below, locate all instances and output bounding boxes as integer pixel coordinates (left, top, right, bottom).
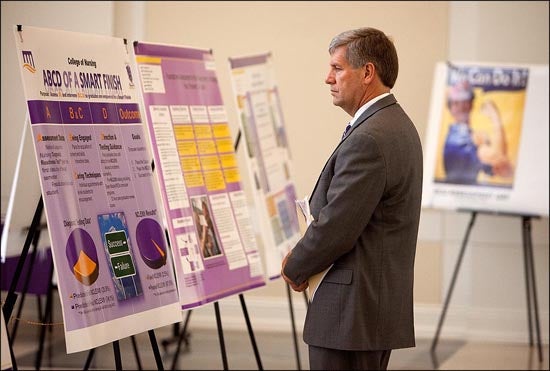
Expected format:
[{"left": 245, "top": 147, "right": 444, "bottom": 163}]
[{"left": 309, "top": 345, "right": 392, "bottom": 370}]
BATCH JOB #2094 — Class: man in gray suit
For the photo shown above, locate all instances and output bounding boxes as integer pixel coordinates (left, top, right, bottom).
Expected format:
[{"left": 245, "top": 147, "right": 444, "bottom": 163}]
[{"left": 282, "top": 27, "right": 423, "bottom": 370}]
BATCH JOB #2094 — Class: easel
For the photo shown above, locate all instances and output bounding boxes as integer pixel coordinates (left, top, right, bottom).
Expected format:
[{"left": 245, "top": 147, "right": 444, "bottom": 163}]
[
  {"left": 9, "top": 220, "right": 51, "bottom": 346},
  {"left": 2, "top": 196, "right": 44, "bottom": 371},
  {"left": 155, "top": 130, "right": 304, "bottom": 370},
  {"left": 150, "top": 146, "right": 264, "bottom": 370},
  {"left": 3, "top": 219, "right": 56, "bottom": 371},
  {"left": 167, "top": 131, "right": 266, "bottom": 371},
  {"left": 234, "top": 129, "right": 308, "bottom": 370},
  {"left": 430, "top": 210, "right": 544, "bottom": 364},
  {"left": 164, "top": 296, "right": 264, "bottom": 370}
]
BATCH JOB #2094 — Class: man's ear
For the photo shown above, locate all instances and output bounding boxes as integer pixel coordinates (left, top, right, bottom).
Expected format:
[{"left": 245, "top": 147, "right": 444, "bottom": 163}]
[{"left": 364, "top": 62, "right": 376, "bottom": 83}]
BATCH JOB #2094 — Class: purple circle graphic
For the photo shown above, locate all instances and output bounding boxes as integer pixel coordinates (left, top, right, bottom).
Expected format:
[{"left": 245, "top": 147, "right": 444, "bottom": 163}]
[
  {"left": 66, "top": 228, "right": 99, "bottom": 286},
  {"left": 135, "top": 218, "right": 167, "bottom": 269}
]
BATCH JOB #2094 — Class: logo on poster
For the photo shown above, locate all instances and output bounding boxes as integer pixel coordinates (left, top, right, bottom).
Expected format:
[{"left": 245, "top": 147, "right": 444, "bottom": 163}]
[
  {"left": 22, "top": 50, "right": 36, "bottom": 73},
  {"left": 125, "top": 63, "right": 134, "bottom": 88}
]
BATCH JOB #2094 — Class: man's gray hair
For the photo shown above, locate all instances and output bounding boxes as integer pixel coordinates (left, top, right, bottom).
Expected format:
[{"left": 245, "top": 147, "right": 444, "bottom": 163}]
[{"left": 328, "top": 27, "right": 399, "bottom": 88}]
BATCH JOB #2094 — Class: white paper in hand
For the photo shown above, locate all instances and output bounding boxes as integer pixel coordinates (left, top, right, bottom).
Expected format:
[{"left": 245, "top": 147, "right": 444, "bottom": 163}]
[{"left": 295, "top": 195, "right": 332, "bottom": 302}]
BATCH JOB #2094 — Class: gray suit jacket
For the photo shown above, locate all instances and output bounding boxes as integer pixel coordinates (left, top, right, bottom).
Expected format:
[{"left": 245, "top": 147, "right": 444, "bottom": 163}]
[{"left": 284, "top": 94, "right": 423, "bottom": 351}]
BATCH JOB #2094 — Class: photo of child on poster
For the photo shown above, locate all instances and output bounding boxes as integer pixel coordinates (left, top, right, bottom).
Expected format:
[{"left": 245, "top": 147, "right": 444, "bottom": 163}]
[
  {"left": 191, "top": 195, "right": 222, "bottom": 259},
  {"left": 434, "top": 64, "right": 529, "bottom": 188}
]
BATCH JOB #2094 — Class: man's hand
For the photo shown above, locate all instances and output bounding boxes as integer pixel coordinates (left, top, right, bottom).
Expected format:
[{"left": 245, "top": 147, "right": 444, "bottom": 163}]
[{"left": 281, "top": 252, "right": 308, "bottom": 292}]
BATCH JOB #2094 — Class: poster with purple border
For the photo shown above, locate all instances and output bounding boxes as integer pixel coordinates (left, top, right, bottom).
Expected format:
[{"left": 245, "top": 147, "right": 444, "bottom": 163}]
[
  {"left": 228, "top": 53, "right": 301, "bottom": 279},
  {"left": 13, "top": 26, "right": 181, "bottom": 354},
  {"left": 133, "top": 42, "right": 266, "bottom": 309}
]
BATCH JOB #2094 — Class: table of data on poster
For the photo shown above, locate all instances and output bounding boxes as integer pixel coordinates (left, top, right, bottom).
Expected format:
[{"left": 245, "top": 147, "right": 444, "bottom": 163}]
[{"left": 134, "top": 42, "right": 265, "bottom": 309}]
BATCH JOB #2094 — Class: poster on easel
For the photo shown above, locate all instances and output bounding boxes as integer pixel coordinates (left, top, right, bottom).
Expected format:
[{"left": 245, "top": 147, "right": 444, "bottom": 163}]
[
  {"left": 228, "top": 53, "right": 301, "bottom": 279},
  {"left": 133, "top": 42, "right": 265, "bottom": 309},
  {"left": 13, "top": 25, "right": 181, "bottom": 354},
  {"left": 422, "top": 62, "right": 549, "bottom": 216}
]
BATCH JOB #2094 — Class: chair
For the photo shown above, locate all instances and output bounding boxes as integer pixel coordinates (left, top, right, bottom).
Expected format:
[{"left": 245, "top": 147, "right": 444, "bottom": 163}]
[{"left": 1, "top": 244, "right": 55, "bottom": 370}]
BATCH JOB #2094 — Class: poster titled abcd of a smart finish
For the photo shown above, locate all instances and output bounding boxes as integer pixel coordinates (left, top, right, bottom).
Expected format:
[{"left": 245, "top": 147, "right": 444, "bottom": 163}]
[{"left": 14, "top": 25, "right": 181, "bottom": 353}]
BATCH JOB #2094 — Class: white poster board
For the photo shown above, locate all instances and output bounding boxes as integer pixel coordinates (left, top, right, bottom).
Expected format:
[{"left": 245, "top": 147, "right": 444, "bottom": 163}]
[
  {"left": 229, "top": 53, "right": 301, "bottom": 279},
  {"left": 422, "top": 62, "right": 549, "bottom": 216},
  {"left": 13, "top": 25, "right": 181, "bottom": 353}
]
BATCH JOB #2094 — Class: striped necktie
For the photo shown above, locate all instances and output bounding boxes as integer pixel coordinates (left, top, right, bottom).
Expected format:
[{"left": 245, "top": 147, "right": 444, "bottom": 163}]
[{"left": 341, "top": 123, "right": 352, "bottom": 140}]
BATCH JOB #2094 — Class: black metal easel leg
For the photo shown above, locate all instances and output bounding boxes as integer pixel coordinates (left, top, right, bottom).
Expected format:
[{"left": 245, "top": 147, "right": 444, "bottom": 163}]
[
  {"left": 239, "top": 294, "right": 263, "bottom": 370},
  {"left": 34, "top": 263, "right": 54, "bottom": 370},
  {"left": 148, "top": 329, "right": 165, "bottom": 370},
  {"left": 83, "top": 348, "right": 95, "bottom": 371},
  {"left": 130, "top": 336, "right": 143, "bottom": 370},
  {"left": 161, "top": 323, "right": 181, "bottom": 351},
  {"left": 9, "top": 236, "right": 40, "bottom": 345},
  {"left": 522, "top": 217, "right": 543, "bottom": 363},
  {"left": 286, "top": 283, "right": 302, "bottom": 370},
  {"left": 5, "top": 329, "right": 18, "bottom": 371},
  {"left": 214, "top": 302, "right": 228, "bottom": 370},
  {"left": 2, "top": 196, "right": 43, "bottom": 321},
  {"left": 170, "top": 310, "right": 193, "bottom": 370},
  {"left": 430, "top": 211, "right": 477, "bottom": 353},
  {"left": 113, "top": 340, "right": 122, "bottom": 371},
  {"left": 521, "top": 217, "right": 534, "bottom": 347},
  {"left": 2, "top": 196, "right": 43, "bottom": 371}
]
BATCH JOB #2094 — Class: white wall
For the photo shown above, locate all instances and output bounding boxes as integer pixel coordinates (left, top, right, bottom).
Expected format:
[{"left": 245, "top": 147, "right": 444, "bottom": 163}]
[
  {"left": 138, "top": 0, "right": 450, "bottom": 303},
  {"left": 139, "top": 1, "right": 449, "bottom": 200}
]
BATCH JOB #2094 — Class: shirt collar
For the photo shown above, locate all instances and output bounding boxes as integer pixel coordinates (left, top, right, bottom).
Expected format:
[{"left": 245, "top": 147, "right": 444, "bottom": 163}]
[{"left": 349, "top": 92, "right": 390, "bottom": 127}]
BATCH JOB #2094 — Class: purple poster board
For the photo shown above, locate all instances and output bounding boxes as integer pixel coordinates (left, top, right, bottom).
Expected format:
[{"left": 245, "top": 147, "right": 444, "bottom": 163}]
[{"left": 134, "top": 42, "right": 265, "bottom": 309}]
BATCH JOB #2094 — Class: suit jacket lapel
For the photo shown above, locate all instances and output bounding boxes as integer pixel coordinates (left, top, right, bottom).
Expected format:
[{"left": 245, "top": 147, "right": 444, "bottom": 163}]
[{"left": 308, "top": 94, "right": 398, "bottom": 202}]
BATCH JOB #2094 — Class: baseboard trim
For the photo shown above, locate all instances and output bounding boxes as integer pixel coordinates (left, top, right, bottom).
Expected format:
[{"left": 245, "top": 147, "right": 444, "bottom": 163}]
[{"left": 185, "top": 295, "right": 549, "bottom": 345}]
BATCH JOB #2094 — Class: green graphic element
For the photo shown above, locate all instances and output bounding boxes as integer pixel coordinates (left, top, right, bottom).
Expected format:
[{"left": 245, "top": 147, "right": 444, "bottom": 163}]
[
  {"left": 105, "top": 230, "right": 130, "bottom": 254},
  {"left": 110, "top": 254, "right": 136, "bottom": 278}
]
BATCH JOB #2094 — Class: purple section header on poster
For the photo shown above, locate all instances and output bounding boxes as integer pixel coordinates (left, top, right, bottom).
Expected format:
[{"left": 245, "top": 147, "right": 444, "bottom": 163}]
[
  {"left": 229, "top": 53, "right": 270, "bottom": 69},
  {"left": 27, "top": 100, "right": 62, "bottom": 124},
  {"left": 90, "top": 102, "right": 118, "bottom": 124},
  {"left": 117, "top": 103, "right": 142, "bottom": 124},
  {"left": 134, "top": 41, "right": 211, "bottom": 61},
  {"left": 27, "top": 100, "right": 141, "bottom": 125},
  {"left": 59, "top": 101, "right": 91, "bottom": 124}
]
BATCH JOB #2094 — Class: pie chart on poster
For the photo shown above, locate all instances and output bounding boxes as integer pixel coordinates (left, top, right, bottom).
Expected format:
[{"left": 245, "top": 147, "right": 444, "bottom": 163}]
[
  {"left": 136, "top": 218, "right": 167, "bottom": 269},
  {"left": 66, "top": 228, "right": 99, "bottom": 286}
]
